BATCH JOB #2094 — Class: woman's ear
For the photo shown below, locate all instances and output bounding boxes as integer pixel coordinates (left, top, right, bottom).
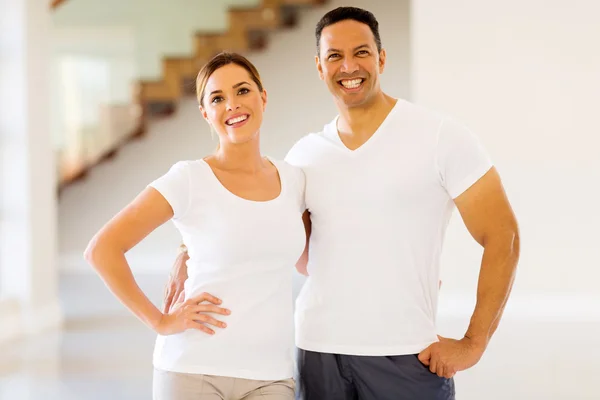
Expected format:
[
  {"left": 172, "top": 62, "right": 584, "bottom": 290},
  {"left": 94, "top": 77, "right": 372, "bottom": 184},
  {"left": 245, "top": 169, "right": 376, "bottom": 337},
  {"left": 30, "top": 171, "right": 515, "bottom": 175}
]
[
  {"left": 199, "top": 105, "right": 209, "bottom": 122},
  {"left": 261, "top": 89, "right": 268, "bottom": 111}
]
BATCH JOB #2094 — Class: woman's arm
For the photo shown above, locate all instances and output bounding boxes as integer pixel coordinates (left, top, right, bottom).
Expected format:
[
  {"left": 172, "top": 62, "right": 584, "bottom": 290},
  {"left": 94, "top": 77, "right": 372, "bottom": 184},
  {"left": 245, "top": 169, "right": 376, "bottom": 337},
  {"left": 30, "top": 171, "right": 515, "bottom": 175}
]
[{"left": 84, "top": 187, "right": 229, "bottom": 335}]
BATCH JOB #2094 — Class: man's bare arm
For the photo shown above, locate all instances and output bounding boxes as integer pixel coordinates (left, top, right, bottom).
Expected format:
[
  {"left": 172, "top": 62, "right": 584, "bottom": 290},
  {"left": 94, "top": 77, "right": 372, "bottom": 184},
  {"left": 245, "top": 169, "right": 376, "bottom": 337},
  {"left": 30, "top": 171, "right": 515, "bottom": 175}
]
[
  {"left": 163, "top": 245, "right": 189, "bottom": 313},
  {"left": 456, "top": 167, "right": 520, "bottom": 345},
  {"left": 419, "top": 167, "right": 520, "bottom": 378},
  {"left": 296, "top": 210, "right": 311, "bottom": 276}
]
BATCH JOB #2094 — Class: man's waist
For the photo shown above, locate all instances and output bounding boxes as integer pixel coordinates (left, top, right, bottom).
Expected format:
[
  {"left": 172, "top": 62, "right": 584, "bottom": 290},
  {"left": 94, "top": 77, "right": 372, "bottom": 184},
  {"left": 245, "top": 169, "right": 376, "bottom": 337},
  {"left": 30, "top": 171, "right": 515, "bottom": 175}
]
[
  {"left": 295, "top": 304, "right": 436, "bottom": 337},
  {"left": 295, "top": 335, "right": 437, "bottom": 357}
]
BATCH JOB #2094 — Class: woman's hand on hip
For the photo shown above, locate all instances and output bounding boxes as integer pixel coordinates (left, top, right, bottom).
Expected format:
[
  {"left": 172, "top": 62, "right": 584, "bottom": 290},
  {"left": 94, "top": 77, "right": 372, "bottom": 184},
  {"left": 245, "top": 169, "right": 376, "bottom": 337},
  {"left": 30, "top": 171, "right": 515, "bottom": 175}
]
[{"left": 155, "top": 292, "right": 231, "bottom": 336}]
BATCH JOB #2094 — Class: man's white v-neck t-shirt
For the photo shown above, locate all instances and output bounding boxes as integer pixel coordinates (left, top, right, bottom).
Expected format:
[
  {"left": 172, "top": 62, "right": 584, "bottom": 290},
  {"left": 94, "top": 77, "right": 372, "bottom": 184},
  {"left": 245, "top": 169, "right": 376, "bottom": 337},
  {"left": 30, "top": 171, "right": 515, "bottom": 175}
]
[{"left": 285, "top": 99, "right": 493, "bottom": 356}]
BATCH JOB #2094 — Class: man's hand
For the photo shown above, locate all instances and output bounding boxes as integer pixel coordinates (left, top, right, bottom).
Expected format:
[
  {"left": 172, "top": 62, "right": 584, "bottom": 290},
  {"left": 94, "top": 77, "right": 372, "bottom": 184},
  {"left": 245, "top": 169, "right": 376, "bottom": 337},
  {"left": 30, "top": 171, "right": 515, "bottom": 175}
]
[
  {"left": 163, "top": 248, "right": 189, "bottom": 313},
  {"left": 418, "top": 335, "right": 486, "bottom": 378}
]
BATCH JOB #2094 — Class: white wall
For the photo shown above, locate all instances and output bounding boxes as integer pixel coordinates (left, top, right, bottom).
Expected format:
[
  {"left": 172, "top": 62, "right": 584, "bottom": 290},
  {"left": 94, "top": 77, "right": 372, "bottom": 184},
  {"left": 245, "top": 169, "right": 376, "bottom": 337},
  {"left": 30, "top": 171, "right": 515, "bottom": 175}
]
[
  {"left": 0, "top": 0, "right": 63, "bottom": 343},
  {"left": 411, "top": 0, "right": 600, "bottom": 300},
  {"left": 57, "top": 0, "right": 411, "bottom": 274}
]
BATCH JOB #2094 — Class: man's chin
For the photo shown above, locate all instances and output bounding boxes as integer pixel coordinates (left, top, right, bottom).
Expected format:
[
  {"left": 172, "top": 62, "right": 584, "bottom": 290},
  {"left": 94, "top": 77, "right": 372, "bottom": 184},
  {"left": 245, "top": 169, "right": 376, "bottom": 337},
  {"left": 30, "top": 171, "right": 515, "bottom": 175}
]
[{"left": 338, "top": 94, "right": 369, "bottom": 109}]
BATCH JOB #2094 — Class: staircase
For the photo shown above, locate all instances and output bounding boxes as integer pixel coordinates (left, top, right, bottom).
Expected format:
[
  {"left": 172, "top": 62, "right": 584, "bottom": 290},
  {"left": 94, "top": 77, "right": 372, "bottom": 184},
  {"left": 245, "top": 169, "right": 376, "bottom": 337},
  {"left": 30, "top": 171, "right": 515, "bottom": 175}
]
[{"left": 51, "top": 0, "right": 325, "bottom": 192}]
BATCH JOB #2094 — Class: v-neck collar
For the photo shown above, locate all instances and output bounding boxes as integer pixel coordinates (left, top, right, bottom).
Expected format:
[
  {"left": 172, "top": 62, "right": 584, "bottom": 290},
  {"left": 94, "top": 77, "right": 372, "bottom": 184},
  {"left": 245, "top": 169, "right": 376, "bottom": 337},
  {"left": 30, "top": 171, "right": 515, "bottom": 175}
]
[{"left": 324, "top": 100, "right": 401, "bottom": 155}]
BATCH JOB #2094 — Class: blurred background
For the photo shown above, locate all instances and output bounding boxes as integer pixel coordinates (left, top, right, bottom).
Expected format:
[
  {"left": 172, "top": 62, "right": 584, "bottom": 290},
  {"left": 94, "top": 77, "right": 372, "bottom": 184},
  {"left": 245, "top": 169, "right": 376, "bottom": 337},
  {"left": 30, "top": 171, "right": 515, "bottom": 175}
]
[{"left": 1, "top": 0, "right": 599, "bottom": 398}]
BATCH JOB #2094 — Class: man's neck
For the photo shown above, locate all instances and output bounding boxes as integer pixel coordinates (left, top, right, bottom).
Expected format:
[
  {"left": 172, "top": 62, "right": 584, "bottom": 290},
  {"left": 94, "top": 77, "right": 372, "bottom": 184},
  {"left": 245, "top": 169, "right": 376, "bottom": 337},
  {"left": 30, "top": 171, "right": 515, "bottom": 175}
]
[{"left": 335, "top": 92, "right": 397, "bottom": 149}]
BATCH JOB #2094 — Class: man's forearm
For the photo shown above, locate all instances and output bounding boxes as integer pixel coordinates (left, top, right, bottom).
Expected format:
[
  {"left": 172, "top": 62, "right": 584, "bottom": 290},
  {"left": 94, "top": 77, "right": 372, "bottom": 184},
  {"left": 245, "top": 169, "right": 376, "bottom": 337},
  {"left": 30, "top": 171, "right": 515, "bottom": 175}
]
[
  {"left": 173, "top": 244, "right": 189, "bottom": 276},
  {"left": 465, "top": 232, "right": 520, "bottom": 347},
  {"left": 296, "top": 242, "right": 309, "bottom": 276}
]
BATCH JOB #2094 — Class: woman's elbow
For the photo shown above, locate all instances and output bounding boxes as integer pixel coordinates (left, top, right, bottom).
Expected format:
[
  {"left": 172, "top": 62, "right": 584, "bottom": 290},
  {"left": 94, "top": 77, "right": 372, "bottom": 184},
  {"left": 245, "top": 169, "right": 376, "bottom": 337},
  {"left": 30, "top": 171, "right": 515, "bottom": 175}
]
[
  {"left": 84, "top": 235, "right": 116, "bottom": 271},
  {"left": 83, "top": 237, "right": 100, "bottom": 267}
]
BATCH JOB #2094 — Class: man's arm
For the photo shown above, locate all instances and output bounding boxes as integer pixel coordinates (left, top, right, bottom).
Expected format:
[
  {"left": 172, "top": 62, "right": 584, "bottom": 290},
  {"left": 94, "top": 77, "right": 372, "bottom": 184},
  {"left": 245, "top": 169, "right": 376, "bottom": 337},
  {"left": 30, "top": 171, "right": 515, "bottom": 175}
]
[
  {"left": 163, "top": 244, "right": 189, "bottom": 313},
  {"left": 456, "top": 167, "right": 520, "bottom": 346},
  {"left": 419, "top": 167, "right": 520, "bottom": 378},
  {"left": 296, "top": 210, "right": 311, "bottom": 276}
]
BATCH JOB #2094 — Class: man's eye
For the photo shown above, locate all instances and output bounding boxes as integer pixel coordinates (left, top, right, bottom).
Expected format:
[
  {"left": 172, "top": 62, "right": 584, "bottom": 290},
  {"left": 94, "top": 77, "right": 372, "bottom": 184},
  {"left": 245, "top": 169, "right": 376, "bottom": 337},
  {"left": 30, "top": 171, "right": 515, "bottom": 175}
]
[
  {"left": 328, "top": 54, "right": 340, "bottom": 60},
  {"left": 357, "top": 50, "right": 369, "bottom": 56}
]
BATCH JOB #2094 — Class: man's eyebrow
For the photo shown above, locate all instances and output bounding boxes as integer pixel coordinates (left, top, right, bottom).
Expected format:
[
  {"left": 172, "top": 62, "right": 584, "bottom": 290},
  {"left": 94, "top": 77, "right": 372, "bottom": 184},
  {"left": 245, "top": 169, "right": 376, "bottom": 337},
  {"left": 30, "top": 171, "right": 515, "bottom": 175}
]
[
  {"left": 353, "top": 44, "right": 370, "bottom": 51},
  {"left": 326, "top": 44, "right": 371, "bottom": 53}
]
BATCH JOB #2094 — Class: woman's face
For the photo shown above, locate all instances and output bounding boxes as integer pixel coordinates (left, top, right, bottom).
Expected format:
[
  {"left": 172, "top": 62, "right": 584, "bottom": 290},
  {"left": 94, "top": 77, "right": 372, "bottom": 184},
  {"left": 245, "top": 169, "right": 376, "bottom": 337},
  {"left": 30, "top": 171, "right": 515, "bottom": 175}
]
[{"left": 200, "top": 64, "right": 267, "bottom": 146}]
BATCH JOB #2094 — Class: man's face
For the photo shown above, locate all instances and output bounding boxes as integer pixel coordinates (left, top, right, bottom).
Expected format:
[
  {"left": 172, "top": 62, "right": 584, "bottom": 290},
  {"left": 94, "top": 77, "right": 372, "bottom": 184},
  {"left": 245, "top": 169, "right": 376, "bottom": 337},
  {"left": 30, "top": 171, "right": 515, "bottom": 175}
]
[{"left": 316, "top": 19, "right": 386, "bottom": 109}]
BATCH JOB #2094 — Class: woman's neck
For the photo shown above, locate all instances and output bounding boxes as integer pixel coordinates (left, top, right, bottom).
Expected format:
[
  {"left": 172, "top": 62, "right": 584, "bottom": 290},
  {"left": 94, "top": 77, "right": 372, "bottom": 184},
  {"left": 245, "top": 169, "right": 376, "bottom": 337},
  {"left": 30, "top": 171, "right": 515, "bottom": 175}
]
[{"left": 211, "top": 135, "right": 265, "bottom": 173}]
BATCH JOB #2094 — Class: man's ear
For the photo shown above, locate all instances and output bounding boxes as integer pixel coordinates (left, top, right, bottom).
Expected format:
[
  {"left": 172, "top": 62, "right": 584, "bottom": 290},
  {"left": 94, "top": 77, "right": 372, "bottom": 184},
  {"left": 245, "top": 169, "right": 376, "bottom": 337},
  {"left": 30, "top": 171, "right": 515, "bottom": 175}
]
[
  {"left": 378, "top": 48, "right": 387, "bottom": 74},
  {"left": 315, "top": 55, "right": 325, "bottom": 81}
]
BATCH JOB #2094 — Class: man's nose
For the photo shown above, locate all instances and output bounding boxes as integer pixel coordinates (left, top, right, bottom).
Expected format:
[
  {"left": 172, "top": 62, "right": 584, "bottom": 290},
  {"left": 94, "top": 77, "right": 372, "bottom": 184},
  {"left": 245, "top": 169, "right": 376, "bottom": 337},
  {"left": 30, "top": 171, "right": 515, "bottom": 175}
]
[{"left": 340, "top": 57, "right": 359, "bottom": 74}]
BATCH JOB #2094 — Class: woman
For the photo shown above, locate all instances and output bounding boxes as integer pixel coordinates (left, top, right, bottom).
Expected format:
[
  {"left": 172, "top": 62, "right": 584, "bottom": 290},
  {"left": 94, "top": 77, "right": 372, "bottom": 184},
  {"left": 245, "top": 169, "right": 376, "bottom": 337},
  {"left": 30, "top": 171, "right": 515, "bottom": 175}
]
[{"left": 84, "top": 52, "right": 307, "bottom": 399}]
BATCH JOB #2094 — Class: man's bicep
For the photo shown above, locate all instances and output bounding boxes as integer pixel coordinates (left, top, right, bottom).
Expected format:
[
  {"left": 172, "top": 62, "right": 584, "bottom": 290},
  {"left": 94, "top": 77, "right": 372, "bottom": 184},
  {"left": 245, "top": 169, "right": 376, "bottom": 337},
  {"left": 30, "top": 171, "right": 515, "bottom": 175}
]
[
  {"left": 302, "top": 210, "right": 312, "bottom": 238},
  {"left": 453, "top": 167, "right": 518, "bottom": 246}
]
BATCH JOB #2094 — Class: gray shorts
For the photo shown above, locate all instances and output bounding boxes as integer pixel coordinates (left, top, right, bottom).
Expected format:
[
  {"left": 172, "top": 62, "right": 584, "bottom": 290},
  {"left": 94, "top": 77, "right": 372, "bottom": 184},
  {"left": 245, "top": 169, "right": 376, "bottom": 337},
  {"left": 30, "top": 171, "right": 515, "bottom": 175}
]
[
  {"left": 153, "top": 369, "right": 295, "bottom": 400},
  {"left": 296, "top": 350, "right": 455, "bottom": 400}
]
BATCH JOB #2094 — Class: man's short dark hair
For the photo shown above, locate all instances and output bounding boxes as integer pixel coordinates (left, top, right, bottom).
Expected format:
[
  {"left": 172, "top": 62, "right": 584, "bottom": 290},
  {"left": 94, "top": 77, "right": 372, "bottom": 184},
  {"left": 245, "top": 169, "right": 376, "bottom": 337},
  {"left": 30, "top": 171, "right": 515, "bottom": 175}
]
[{"left": 315, "top": 7, "right": 382, "bottom": 56}]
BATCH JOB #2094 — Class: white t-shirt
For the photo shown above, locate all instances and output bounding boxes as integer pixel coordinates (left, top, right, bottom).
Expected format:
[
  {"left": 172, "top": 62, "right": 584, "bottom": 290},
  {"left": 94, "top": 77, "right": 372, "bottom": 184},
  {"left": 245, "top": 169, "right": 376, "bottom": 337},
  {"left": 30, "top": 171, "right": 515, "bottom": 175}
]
[
  {"left": 148, "top": 158, "right": 306, "bottom": 380},
  {"left": 285, "top": 99, "right": 493, "bottom": 356}
]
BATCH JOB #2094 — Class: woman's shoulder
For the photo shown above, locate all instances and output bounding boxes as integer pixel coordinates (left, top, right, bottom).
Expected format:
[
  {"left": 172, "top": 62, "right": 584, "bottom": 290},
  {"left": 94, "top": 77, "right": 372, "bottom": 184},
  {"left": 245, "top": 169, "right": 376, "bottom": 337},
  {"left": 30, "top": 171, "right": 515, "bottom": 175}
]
[{"left": 170, "top": 159, "right": 212, "bottom": 175}]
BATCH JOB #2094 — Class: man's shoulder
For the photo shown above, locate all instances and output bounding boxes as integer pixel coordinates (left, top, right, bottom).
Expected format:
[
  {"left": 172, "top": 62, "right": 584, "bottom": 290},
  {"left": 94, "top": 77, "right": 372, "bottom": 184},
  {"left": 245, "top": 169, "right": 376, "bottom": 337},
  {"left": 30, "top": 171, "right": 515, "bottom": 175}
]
[
  {"left": 398, "top": 100, "right": 481, "bottom": 141},
  {"left": 284, "top": 134, "right": 322, "bottom": 166},
  {"left": 285, "top": 120, "right": 337, "bottom": 166},
  {"left": 394, "top": 98, "right": 447, "bottom": 125},
  {"left": 288, "top": 131, "right": 325, "bottom": 151}
]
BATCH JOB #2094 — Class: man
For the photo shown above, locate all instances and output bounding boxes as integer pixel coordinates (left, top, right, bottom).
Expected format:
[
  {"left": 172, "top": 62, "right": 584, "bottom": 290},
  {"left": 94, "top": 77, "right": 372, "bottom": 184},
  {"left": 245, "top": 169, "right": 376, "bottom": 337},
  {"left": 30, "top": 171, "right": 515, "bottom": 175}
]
[{"left": 164, "top": 7, "right": 520, "bottom": 400}]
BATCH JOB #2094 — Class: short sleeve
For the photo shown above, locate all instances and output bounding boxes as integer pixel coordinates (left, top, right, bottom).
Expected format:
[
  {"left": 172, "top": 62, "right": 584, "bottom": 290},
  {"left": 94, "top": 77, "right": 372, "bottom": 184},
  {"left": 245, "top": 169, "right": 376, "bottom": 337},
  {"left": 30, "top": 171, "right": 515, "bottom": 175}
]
[
  {"left": 280, "top": 161, "right": 306, "bottom": 213},
  {"left": 436, "top": 118, "right": 493, "bottom": 199},
  {"left": 148, "top": 161, "right": 191, "bottom": 220}
]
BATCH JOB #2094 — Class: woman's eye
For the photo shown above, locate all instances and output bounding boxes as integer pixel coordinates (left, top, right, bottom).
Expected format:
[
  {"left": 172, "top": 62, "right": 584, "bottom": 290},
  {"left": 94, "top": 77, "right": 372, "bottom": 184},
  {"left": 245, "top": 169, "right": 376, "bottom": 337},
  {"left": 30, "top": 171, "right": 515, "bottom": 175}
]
[
  {"left": 238, "top": 88, "right": 249, "bottom": 95},
  {"left": 211, "top": 96, "right": 223, "bottom": 104}
]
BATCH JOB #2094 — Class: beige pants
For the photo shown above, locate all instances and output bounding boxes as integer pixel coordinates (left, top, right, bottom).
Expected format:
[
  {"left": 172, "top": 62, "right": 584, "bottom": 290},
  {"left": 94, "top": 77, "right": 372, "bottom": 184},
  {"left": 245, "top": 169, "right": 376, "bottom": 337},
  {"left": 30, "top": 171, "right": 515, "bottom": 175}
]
[{"left": 153, "top": 369, "right": 295, "bottom": 400}]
